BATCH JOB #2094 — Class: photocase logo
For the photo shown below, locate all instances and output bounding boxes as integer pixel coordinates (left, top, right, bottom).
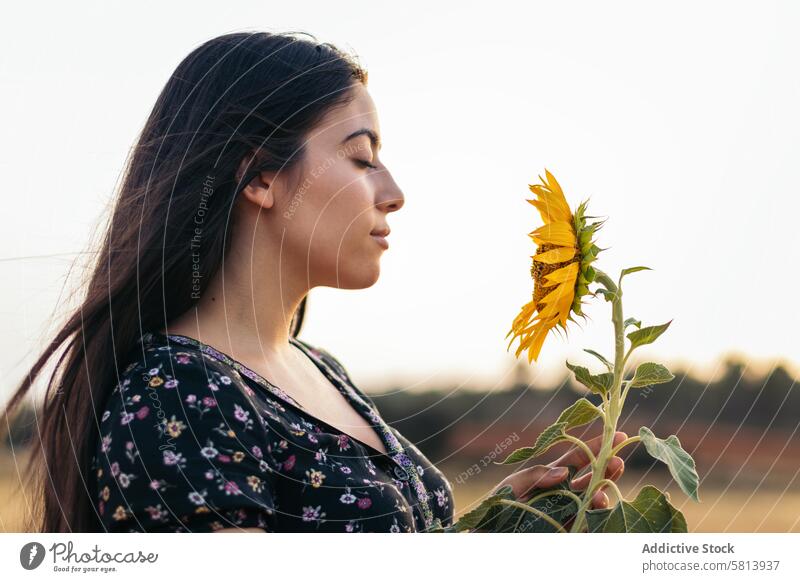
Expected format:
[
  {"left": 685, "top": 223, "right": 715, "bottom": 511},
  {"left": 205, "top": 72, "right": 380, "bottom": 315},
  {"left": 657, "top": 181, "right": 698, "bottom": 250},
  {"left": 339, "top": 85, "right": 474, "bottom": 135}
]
[{"left": 19, "top": 542, "right": 46, "bottom": 570}]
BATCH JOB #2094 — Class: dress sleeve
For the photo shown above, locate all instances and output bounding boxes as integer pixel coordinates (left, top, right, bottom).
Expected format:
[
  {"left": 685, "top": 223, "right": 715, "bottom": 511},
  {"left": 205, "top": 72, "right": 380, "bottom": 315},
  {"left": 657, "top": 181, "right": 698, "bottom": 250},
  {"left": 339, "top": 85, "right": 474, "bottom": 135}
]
[{"left": 93, "top": 347, "right": 278, "bottom": 532}]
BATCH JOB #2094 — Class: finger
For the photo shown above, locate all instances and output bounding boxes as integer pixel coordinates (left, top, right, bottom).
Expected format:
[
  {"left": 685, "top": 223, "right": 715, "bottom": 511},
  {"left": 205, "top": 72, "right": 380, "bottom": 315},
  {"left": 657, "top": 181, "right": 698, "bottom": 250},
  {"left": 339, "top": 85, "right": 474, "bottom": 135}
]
[
  {"left": 591, "top": 489, "right": 609, "bottom": 509},
  {"left": 569, "top": 456, "right": 625, "bottom": 491},
  {"left": 516, "top": 466, "right": 569, "bottom": 500},
  {"left": 553, "top": 431, "right": 628, "bottom": 471}
]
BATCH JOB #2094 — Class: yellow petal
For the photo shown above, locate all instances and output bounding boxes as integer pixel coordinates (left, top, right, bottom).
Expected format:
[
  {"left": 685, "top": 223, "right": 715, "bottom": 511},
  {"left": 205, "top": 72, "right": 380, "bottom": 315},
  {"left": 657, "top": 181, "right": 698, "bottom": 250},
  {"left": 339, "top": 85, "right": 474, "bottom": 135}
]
[
  {"left": 543, "top": 261, "right": 580, "bottom": 286},
  {"left": 526, "top": 197, "right": 571, "bottom": 224},
  {"left": 528, "top": 185, "right": 572, "bottom": 223},
  {"left": 532, "top": 246, "right": 576, "bottom": 264},
  {"left": 529, "top": 222, "right": 576, "bottom": 246}
]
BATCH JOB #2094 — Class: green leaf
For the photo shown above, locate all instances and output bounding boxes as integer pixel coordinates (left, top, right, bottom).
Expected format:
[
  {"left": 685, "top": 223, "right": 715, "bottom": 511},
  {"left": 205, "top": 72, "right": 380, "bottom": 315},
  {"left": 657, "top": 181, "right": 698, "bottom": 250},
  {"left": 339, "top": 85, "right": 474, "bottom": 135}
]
[
  {"left": 627, "top": 320, "right": 673, "bottom": 350},
  {"left": 586, "top": 485, "right": 687, "bottom": 532},
  {"left": 447, "top": 486, "right": 513, "bottom": 531},
  {"left": 594, "top": 288, "right": 617, "bottom": 302},
  {"left": 497, "top": 422, "right": 568, "bottom": 464},
  {"left": 468, "top": 465, "right": 582, "bottom": 532},
  {"left": 623, "top": 317, "right": 642, "bottom": 331},
  {"left": 630, "top": 362, "right": 675, "bottom": 388},
  {"left": 618, "top": 266, "right": 653, "bottom": 288},
  {"left": 556, "top": 398, "right": 602, "bottom": 429},
  {"left": 566, "top": 360, "right": 615, "bottom": 395},
  {"left": 583, "top": 348, "right": 613, "bottom": 372},
  {"left": 639, "top": 427, "right": 700, "bottom": 502}
]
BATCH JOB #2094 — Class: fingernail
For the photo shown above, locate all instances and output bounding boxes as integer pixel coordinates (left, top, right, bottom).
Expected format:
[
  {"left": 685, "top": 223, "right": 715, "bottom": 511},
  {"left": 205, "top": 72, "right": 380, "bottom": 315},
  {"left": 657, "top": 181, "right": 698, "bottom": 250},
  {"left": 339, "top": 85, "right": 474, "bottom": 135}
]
[{"left": 547, "top": 467, "right": 568, "bottom": 478}]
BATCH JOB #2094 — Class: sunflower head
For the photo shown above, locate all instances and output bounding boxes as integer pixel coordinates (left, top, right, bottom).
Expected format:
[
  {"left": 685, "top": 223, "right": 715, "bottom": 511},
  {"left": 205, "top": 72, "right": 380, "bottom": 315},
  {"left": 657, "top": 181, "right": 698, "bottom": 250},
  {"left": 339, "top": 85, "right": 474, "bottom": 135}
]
[{"left": 505, "top": 169, "right": 607, "bottom": 363}]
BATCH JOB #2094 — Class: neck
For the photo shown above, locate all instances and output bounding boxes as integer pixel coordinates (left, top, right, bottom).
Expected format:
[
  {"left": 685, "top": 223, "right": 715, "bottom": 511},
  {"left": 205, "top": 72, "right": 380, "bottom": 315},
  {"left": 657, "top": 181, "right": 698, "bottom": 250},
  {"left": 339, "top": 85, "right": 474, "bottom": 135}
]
[{"left": 167, "top": 237, "right": 309, "bottom": 359}]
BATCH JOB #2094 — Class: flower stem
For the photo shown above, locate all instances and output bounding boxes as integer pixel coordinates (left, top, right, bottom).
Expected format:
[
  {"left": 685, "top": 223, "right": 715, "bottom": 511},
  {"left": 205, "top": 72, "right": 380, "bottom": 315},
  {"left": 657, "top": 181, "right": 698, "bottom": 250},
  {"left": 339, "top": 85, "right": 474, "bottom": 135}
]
[{"left": 569, "top": 269, "right": 625, "bottom": 532}]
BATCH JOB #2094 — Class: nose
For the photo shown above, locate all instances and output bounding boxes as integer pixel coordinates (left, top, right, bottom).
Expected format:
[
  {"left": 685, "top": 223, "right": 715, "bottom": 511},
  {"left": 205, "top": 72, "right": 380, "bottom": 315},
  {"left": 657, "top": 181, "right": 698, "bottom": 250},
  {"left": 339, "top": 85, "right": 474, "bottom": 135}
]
[{"left": 375, "top": 168, "right": 404, "bottom": 213}]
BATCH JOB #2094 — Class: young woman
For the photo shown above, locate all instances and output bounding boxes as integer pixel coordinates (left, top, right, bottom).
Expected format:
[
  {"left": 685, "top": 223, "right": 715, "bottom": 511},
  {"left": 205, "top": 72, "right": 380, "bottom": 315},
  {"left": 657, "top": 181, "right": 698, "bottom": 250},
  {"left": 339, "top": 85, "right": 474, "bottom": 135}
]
[{"left": 5, "top": 31, "right": 625, "bottom": 533}]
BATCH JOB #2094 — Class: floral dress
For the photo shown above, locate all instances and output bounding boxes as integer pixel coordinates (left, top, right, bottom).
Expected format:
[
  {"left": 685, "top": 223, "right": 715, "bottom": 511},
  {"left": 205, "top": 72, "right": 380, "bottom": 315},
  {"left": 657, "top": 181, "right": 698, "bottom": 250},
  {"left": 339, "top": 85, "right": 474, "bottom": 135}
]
[{"left": 90, "top": 331, "right": 454, "bottom": 532}]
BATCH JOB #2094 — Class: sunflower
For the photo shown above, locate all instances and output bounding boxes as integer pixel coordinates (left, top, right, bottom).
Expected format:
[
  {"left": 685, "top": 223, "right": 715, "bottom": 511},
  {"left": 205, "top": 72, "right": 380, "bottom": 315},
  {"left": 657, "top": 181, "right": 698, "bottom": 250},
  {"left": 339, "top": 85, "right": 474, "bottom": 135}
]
[{"left": 505, "top": 169, "right": 607, "bottom": 363}]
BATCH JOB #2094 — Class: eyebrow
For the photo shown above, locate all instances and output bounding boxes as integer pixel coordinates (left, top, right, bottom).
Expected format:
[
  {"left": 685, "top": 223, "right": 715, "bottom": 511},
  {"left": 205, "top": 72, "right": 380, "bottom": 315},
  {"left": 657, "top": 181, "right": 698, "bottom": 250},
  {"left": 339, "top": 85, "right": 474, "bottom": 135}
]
[{"left": 340, "top": 128, "right": 382, "bottom": 151}]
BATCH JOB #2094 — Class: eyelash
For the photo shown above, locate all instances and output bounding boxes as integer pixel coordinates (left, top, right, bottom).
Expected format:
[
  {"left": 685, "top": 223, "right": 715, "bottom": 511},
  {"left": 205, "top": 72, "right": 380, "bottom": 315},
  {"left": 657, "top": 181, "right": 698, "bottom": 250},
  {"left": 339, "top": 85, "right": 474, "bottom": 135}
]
[{"left": 355, "top": 159, "right": 377, "bottom": 169}]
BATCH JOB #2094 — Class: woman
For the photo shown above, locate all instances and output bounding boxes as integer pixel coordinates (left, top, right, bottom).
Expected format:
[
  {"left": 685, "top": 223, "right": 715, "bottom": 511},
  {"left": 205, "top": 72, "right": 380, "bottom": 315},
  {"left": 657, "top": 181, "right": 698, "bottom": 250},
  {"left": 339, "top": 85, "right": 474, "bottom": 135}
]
[{"left": 4, "top": 31, "right": 625, "bottom": 533}]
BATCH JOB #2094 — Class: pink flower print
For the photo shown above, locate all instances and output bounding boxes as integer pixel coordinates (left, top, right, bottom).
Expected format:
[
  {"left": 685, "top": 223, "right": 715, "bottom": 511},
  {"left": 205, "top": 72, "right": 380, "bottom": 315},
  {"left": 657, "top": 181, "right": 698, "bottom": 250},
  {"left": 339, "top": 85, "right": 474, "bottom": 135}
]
[
  {"left": 208, "top": 382, "right": 219, "bottom": 392},
  {"left": 233, "top": 404, "right": 249, "bottom": 423},
  {"left": 251, "top": 445, "right": 263, "bottom": 459},
  {"left": 125, "top": 441, "right": 133, "bottom": 450},
  {"left": 223, "top": 481, "right": 241, "bottom": 495},
  {"left": 202, "top": 396, "right": 216, "bottom": 407},
  {"left": 131, "top": 395, "right": 141, "bottom": 403},
  {"left": 283, "top": 454, "right": 296, "bottom": 471},
  {"left": 279, "top": 439, "right": 288, "bottom": 449},
  {"left": 302, "top": 505, "right": 323, "bottom": 522},
  {"left": 110, "top": 462, "right": 120, "bottom": 477},
  {"left": 149, "top": 480, "right": 161, "bottom": 490},
  {"left": 164, "top": 379, "right": 178, "bottom": 389},
  {"left": 340, "top": 466, "right": 352, "bottom": 474},
  {"left": 185, "top": 394, "right": 197, "bottom": 404},
  {"left": 175, "top": 353, "right": 191, "bottom": 364},
  {"left": 162, "top": 450, "right": 182, "bottom": 466},
  {"left": 337, "top": 434, "right": 351, "bottom": 451},
  {"left": 101, "top": 435, "right": 112, "bottom": 453},
  {"left": 135, "top": 406, "right": 150, "bottom": 420},
  {"left": 308, "top": 433, "right": 318, "bottom": 444},
  {"left": 357, "top": 497, "right": 372, "bottom": 510},
  {"left": 217, "top": 454, "right": 231, "bottom": 463},
  {"left": 120, "top": 412, "right": 135, "bottom": 425}
]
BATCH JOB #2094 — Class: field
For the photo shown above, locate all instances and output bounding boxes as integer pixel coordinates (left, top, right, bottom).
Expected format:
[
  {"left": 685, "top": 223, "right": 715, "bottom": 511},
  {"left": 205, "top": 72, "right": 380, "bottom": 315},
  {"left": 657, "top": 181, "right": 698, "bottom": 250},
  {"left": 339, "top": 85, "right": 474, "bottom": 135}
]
[{"left": 2, "top": 448, "right": 798, "bottom": 532}]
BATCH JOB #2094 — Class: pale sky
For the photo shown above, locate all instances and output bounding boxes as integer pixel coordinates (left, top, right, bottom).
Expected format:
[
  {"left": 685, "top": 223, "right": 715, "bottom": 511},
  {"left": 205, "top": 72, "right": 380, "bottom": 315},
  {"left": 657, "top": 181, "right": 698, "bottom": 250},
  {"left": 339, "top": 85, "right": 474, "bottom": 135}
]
[{"left": 1, "top": 0, "right": 798, "bottom": 400}]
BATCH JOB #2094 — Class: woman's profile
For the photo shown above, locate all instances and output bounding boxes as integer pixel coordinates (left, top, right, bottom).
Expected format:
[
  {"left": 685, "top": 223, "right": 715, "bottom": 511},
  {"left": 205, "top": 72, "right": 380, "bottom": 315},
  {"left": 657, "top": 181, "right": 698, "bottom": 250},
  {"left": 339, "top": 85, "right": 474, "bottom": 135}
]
[{"left": 3, "top": 30, "right": 624, "bottom": 533}]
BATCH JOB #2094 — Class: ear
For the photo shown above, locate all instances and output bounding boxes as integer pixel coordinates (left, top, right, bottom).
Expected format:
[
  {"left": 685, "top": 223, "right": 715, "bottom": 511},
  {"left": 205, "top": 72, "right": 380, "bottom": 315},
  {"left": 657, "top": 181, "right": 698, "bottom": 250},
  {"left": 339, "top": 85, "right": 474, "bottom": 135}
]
[{"left": 236, "top": 149, "right": 275, "bottom": 209}]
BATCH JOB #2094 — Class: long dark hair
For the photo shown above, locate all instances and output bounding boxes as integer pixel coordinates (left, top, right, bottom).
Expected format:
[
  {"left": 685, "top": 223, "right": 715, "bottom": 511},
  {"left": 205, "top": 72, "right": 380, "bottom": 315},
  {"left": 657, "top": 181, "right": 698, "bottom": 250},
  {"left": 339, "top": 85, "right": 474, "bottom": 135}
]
[{"left": 2, "top": 30, "right": 367, "bottom": 532}]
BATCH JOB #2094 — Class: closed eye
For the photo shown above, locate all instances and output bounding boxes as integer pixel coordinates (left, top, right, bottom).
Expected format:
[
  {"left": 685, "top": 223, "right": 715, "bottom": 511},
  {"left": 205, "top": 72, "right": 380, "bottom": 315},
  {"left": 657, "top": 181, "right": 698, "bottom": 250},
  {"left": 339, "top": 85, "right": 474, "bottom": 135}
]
[{"left": 354, "top": 159, "right": 377, "bottom": 169}]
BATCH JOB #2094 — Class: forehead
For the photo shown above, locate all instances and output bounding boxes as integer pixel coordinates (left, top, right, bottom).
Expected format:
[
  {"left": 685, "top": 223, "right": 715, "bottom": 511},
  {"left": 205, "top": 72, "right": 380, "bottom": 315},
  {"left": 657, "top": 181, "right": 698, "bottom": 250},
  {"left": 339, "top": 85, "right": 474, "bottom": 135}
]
[{"left": 313, "top": 84, "right": 379, "bottom": 141}]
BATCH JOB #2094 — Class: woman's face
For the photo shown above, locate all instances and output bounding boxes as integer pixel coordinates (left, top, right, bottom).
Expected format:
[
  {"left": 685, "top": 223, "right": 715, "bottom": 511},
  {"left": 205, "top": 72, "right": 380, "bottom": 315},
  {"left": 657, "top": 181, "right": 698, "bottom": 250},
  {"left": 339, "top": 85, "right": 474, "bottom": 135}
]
[{"left": 244, "top": 83, "right": 404, "bottom": 291}]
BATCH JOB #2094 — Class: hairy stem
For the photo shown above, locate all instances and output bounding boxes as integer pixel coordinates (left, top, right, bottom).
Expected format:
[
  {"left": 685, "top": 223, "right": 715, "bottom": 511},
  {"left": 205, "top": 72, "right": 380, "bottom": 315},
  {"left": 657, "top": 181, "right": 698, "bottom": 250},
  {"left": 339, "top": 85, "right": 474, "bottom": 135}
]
[{"left": 569, "top": 269, "right": 625, "bottom": 532}]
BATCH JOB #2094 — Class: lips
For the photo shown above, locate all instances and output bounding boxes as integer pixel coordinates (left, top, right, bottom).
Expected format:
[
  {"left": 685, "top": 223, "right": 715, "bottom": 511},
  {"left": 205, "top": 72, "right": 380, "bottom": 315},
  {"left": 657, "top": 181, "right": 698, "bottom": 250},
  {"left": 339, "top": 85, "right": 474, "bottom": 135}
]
[
  {"left": 370, "top": 234, "right": 389, "bottom": 250},
  {"left": 369, "top": 226, "right": 390, "bottom": 237}
]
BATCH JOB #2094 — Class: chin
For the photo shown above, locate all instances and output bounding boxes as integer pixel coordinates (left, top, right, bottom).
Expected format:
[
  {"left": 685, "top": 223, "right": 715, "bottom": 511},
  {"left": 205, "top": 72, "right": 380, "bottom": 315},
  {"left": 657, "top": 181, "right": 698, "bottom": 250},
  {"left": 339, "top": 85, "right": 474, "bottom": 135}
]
[{"left": 335, "top": 261, "right": 381, "bottom": 289}]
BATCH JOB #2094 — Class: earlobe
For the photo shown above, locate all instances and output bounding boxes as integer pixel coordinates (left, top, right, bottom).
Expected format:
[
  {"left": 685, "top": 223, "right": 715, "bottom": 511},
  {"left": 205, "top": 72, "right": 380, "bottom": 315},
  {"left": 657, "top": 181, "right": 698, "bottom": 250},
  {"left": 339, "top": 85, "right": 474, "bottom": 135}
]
[
  {"left": 236, "top": 150, "right": 274, "bottom": 209},
  {"left": 240, "top": 178, "right": 274, "bottom": 209}
]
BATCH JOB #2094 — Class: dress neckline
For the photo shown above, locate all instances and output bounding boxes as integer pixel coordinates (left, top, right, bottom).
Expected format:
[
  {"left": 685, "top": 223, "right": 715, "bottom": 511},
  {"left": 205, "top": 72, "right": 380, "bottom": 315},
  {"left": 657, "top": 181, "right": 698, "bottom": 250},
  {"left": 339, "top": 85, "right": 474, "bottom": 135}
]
[
  {"left": 141, "top": 330, "right": 397, "bottom": 459},
  {"left": 139, "top": 329, "right": 436, "bottom": 530}
]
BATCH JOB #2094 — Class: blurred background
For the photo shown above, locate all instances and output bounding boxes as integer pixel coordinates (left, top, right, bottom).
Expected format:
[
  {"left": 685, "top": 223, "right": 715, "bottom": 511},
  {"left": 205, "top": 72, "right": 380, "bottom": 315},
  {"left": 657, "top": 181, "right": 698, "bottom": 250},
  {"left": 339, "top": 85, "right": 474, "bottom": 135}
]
[{"left": 2, "top": 0, "right": 799, "bottom": 532}]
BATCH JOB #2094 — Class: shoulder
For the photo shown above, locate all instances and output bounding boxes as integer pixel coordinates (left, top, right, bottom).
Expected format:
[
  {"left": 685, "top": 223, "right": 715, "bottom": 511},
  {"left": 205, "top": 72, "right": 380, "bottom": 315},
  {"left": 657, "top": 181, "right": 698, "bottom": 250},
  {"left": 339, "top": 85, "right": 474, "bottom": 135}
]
[{"left": 93, "top": 339, "right": 277, "bottom": 532}]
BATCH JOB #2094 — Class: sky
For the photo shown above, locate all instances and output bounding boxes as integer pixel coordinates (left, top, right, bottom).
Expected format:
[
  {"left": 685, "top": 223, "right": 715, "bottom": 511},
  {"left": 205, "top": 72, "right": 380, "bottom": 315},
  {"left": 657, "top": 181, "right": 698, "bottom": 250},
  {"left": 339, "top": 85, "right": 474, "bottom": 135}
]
[{"left": 1, "top": 0, "right": 798, "bottom": 400}]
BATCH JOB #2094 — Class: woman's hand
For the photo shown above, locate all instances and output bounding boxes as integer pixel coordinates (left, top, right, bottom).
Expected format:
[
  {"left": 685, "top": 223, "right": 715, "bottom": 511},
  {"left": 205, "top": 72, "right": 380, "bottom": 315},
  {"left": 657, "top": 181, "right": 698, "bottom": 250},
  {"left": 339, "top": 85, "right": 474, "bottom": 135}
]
[{"left": 492, "top": 431, "right": 627, "bottom": 510}]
